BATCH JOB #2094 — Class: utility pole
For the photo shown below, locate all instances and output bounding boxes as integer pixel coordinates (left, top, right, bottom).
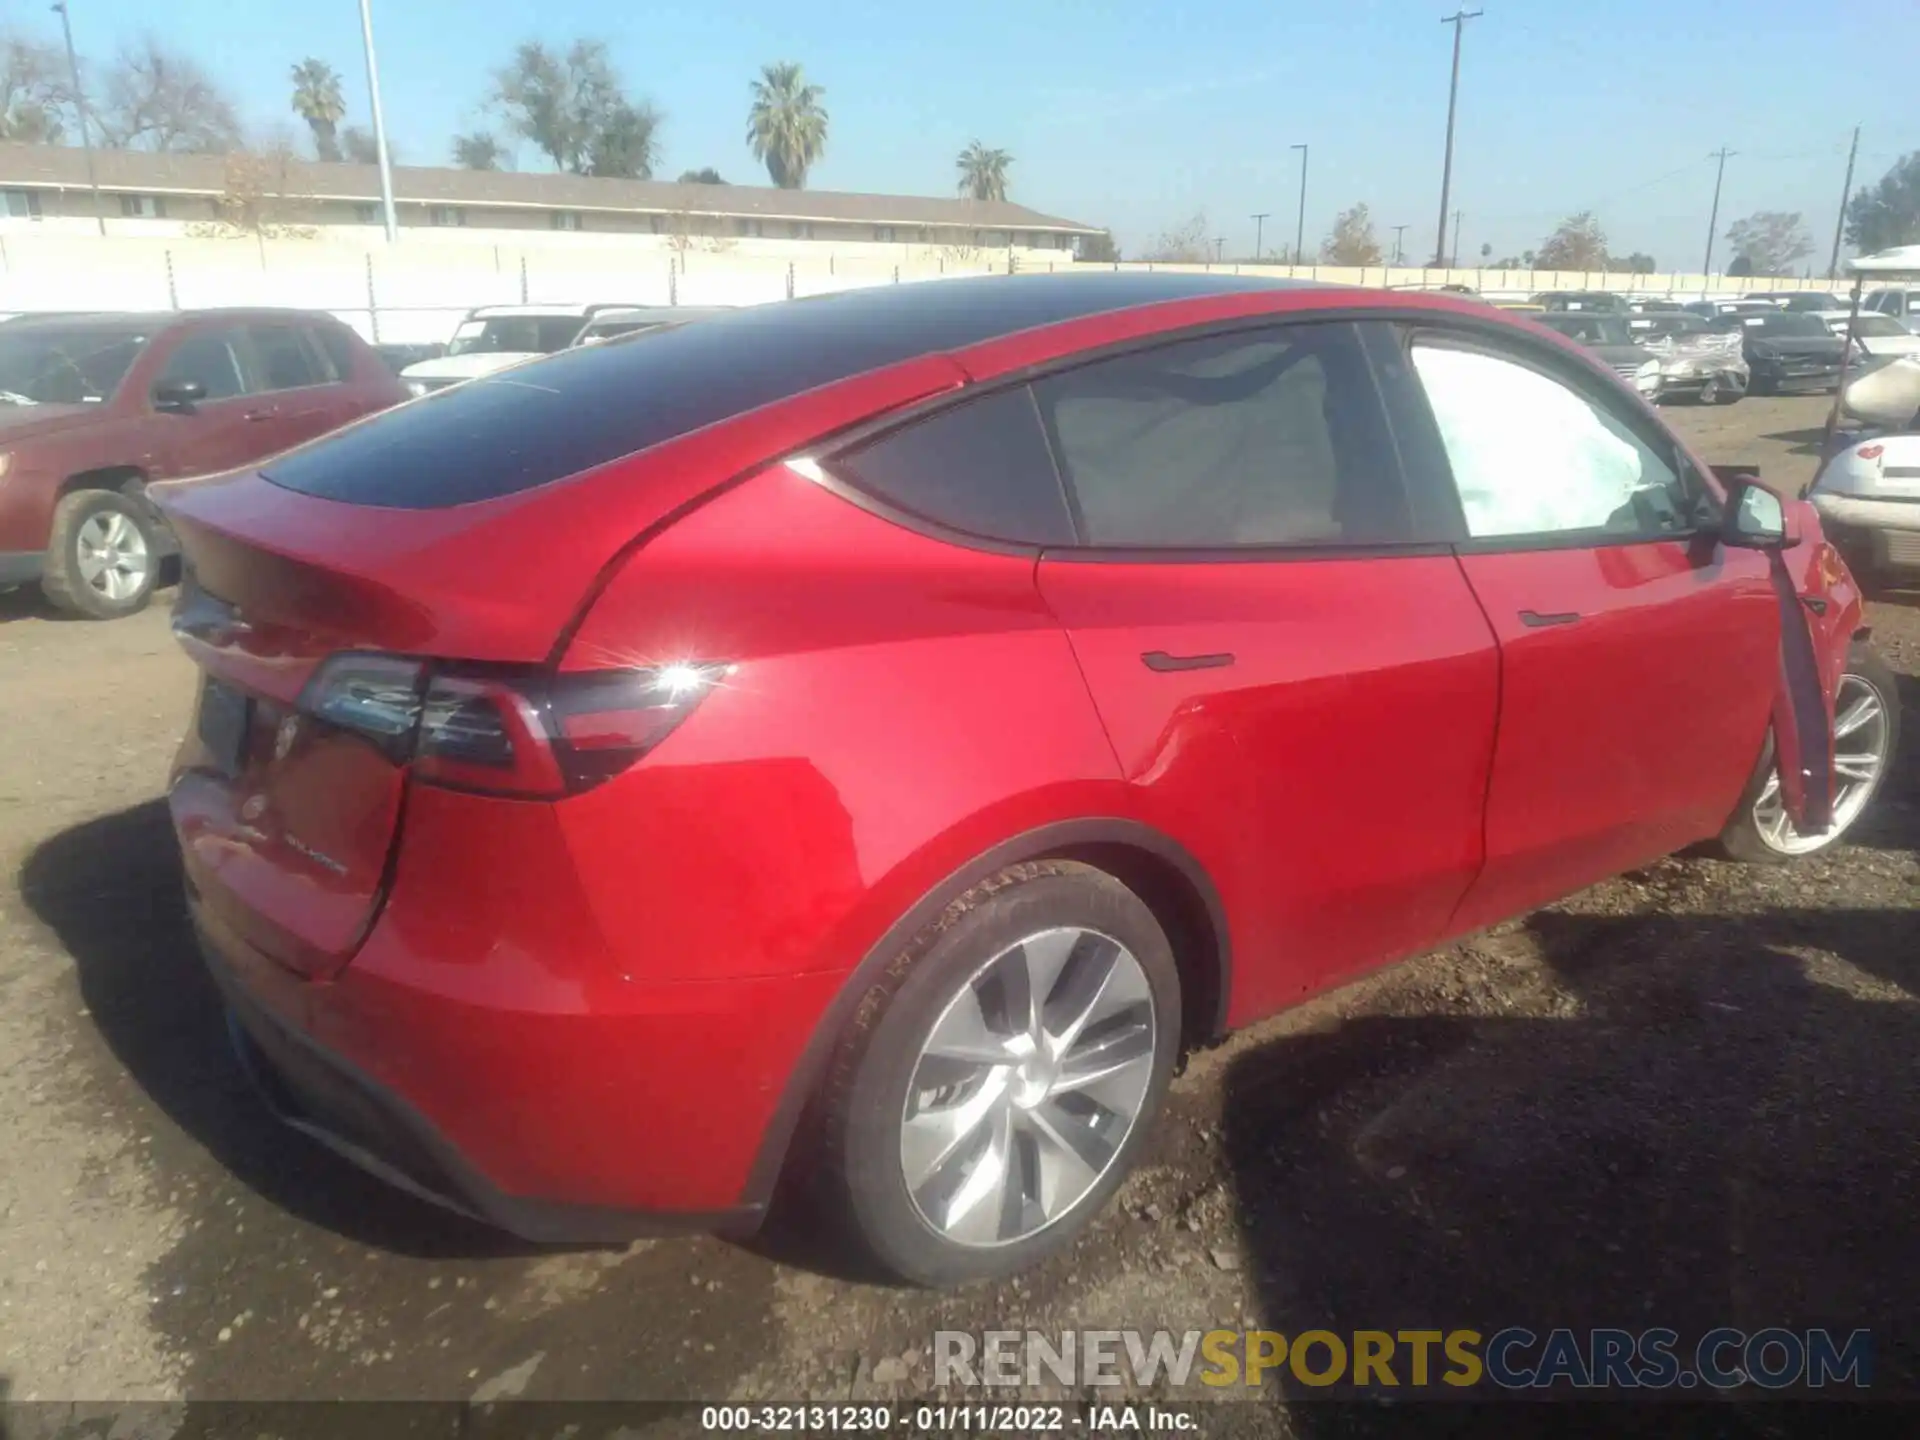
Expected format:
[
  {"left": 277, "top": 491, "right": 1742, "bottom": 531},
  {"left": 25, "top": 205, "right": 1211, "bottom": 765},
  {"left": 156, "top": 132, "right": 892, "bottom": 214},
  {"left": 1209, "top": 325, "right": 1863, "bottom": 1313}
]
[
  {"left": 1432, "top": 8, "right": 1481, "bottom": 267},
  {"left": 1827, "top": 126, "right": 1860, "bottom": 281},
  {"left": 1391, "top": 224, "right": 1408, "bottom": 265},
  {"left": 1251, "top": 212, "right": 1270, "bottom": 260},
  {"left": 1213, "top": 237, "right": 1226, "bottom": 262},
  {"left": 1452, "top": 209, "right": 1463, "bottom": 269},
  {"left": 1291, "top": 143, "right": 1309, "bottom": 263},
  {"left": 358, "top": 0, "right": 400, "bottom": 243},
  {"left": 1702, "top": 146, "right": 1734, "bottom": 277},
  {"left": 49, "top": 2, "right": 104, "bottom": 236}
]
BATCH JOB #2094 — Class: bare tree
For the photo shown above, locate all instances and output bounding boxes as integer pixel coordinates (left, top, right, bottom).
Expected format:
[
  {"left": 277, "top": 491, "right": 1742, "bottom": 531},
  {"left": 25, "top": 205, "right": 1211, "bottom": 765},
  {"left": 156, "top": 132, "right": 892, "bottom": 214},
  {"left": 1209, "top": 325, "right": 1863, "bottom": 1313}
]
[
  {"left": 99, "top": 37, "right": 240, "bottom": 153},
  {"left": 1142, "top": 212, "right": 1211, "bottom": 263},
  {"left": 1, "top": 33, "right": 74, "bottom": 143},
  {"left": 192, "top": 139, "right": 316, "bottom": 238},
  {"left": 1319, "top": 204, "right": 1383, "bottom": 265},
  {"left": 1534, "top": 211, "right": 1609, "bottom": 270},
  {"left": 1724, "top": 211, "right": 1813, "bottom": 278}
]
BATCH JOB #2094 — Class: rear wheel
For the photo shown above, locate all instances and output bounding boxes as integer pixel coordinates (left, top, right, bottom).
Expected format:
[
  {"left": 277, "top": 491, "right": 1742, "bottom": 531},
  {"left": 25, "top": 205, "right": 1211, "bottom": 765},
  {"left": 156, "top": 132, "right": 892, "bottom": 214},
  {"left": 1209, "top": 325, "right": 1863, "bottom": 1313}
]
[
  {"left": 818, "top": 861, "right": 1181, "bottom": 1286},
  {"left": 40, "top": 488, "right": 159, "bottom": 620},
  {"left": 1718, "top": 642, "right": 1900, "bottom": 863}
]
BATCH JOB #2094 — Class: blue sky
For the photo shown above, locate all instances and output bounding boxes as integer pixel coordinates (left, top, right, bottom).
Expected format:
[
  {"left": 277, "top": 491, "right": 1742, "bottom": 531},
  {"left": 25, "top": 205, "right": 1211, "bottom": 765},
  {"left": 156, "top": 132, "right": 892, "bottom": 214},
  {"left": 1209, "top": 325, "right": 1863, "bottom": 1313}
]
[{"left": 20, "top": 0, "right": 1915, "bottom": 267}]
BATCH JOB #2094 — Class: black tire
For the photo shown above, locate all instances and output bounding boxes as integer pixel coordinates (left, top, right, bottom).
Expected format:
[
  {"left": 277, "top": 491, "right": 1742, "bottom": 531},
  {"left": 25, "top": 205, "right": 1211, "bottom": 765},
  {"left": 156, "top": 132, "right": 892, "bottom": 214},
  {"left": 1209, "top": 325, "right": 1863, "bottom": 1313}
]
[
  {"left": 1716, "top": 640, "right": 1901, "bottom": 864},
  {"left": 1749, "top": 375, "right": 1775, "bottom": 396},
  {"left": 817, "top": 860, "right": 1182, "bottom": 1287},
  {"left": 40, "top": 487, "right": 159, "bottom": 620}
]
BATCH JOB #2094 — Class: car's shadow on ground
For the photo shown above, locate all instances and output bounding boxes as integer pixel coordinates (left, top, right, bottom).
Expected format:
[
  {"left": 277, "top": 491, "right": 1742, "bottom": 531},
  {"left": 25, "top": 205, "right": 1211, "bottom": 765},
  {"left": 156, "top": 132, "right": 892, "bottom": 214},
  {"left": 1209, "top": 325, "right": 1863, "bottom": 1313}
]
[
  {"left": 17, "top": 799, "right": 554, "bottom": 1261},
  {"left": 1760, "top": 425, "right": 1835, "bottom": 457}
]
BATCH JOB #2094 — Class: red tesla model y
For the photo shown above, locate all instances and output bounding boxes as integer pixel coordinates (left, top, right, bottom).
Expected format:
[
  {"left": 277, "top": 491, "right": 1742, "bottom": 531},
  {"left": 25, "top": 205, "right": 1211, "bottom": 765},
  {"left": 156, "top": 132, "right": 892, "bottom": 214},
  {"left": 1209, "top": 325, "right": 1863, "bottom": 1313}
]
[{"left": 157, "top": 274, "right": 1898, "bottom": 1286}]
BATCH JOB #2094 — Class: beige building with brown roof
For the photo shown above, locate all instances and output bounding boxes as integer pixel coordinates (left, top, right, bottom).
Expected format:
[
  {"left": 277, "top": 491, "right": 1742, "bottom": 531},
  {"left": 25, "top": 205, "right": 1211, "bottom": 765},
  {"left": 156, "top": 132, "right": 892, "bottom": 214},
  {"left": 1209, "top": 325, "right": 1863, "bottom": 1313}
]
[{"left": 0, "top": 143, "right": 1102, "bottom": 264}]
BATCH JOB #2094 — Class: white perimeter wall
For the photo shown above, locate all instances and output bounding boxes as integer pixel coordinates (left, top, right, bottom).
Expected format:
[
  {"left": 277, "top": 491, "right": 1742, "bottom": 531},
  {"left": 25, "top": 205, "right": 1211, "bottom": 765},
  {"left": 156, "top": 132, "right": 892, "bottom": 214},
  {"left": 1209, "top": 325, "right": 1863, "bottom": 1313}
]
[{"left": 0, "top": 233, "right": 1857, "bottom": 346}]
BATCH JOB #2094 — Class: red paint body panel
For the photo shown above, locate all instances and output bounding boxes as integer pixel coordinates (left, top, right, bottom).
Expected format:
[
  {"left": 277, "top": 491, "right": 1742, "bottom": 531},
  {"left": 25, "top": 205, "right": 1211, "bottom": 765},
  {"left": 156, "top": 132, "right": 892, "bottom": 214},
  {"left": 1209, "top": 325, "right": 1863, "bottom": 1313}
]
[
  {"left": 560, "top": 464, "right": 1126, "bottom": 989},
  {"left": 1036, "top": 554, "right": 1501, "bottom": 1022},
  {"left": 1445, "top": 540, "right": 1780, "bottom": 933}
]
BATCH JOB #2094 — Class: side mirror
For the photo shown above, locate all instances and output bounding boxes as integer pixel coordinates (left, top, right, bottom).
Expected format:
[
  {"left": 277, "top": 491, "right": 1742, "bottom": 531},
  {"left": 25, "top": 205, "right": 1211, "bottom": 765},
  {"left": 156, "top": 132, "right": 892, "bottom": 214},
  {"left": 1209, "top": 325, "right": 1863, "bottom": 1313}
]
[
  {"left": 1720, "top": 476, "right": 1801, "bottom": 551},
  {"left": 152, "top": 378, "right": 206, "bottom": 412}
]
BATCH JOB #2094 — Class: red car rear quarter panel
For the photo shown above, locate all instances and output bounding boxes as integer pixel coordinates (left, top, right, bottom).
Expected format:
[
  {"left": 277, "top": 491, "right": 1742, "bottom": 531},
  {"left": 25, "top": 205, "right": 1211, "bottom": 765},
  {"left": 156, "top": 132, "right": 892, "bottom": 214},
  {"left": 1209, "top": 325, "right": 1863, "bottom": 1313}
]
[
  {"left": 329, "top": 464, "right": 1123, "bottom": 1208},
  {"left": 559, "top": 464, "right": 1130, "bottom": 993}
]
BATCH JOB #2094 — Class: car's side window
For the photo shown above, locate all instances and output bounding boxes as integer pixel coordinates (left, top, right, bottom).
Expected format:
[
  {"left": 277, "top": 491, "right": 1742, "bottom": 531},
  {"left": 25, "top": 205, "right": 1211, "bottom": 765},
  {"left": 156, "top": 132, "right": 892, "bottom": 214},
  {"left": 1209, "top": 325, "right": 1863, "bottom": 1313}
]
[
  {"left": 1407, "top": 338, "right": 1695, "bottom": 543},
  {"left": 1032, "top": 322, "right": 1412, "bottom": 548},
  {"left": 827, "top": 384, "right": 1075, "bottom": 546},
  {"left": 247, "top": 323, "right": 327, "bottom": 392},
  {"left": 157, "top": 329, "right": 251, "bottom": 401},
  {"left": 310, "top": 325, "right": 358, "bottom": 382}
]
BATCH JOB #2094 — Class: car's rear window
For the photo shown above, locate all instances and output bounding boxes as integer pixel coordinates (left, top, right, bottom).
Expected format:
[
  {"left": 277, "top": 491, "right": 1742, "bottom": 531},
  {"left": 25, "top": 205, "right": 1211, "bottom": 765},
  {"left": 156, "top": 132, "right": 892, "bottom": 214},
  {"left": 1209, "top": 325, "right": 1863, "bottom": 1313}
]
[{"left": 262, "top": 280, "right": 1277, "bottom": 511}]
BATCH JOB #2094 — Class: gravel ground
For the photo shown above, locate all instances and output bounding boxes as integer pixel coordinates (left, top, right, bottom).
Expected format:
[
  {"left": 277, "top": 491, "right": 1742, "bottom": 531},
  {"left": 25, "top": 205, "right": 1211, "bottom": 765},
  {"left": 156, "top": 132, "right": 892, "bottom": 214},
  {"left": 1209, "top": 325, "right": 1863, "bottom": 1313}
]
[{"left": 1, "top": 394, "right": 1915, "bottom": 1430}]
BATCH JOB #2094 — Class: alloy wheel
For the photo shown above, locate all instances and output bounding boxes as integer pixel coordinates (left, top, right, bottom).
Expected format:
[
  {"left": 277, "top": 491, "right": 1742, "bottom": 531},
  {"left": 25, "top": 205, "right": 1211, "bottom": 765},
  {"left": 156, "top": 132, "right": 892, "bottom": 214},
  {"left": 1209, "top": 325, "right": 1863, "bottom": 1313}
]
[
  {"left": 75, "top": 510, "right": 151, "bottom": 603},
  {"left": 1752, "top": 674, "right": 1892, "bottom": 856},
  {"left": 900, "top": 926, "right": 1157, "bottom": 1248}
]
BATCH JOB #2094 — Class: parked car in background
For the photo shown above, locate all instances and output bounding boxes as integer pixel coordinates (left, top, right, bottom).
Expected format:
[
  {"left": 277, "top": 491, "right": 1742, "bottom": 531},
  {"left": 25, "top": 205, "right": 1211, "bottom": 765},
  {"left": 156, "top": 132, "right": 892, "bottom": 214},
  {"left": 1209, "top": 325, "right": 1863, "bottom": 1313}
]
[
  {"left": 1863, "top": 287, "right": 1920, "bottom": 334},
  {"left": 1627, "top": 298, "right": 1688, "bottom": 314},
  {"left": 1825, "top": 313, "right": 1920, "bottom": 359},
  {"left": 0, "top": 308, "right": 405, "bottom": 618},
  {"left": 1742, "top": 292, "right": 1850, "bottom": 313},
  {"left": 567, "top": 305, "right": 736, "bottom": 346},
  {"left": 1683, "top": 299, "right": 1777, "bottom": 322},
  {"left": 1709, "top": 310, "right": 1854, "bottom": 394},
  {"left": 154, "top": 275, "right": 1889, "bottom": 1286},
  {"left": 1530, "top": 311, "right": 1663, "bottom": 397},
  {"left": 398, "top": 304, "right": 645, "bottom": 396},
  {"left": 373, "top": 342, "right": 446, "bottom": 374},
  {"left": 1810, "top": 356, "right": 1920, "bottom": 591},
  {"left": 1625, "top": 313, "right": 1749, "bottom": 404},
  {"left": 1530, "top": 291, "right": 1631, "bottom": 313}
]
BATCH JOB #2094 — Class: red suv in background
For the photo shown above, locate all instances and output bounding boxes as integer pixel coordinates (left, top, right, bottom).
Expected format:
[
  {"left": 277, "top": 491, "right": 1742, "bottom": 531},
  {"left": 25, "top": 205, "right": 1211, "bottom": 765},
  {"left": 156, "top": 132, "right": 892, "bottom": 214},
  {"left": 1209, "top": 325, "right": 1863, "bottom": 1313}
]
[
  {"left": 156, "top": 276, "right": 1896, "bottom": 1287},
  {"left": 0, "top": 309, "right": 405, "bottom": 619}
]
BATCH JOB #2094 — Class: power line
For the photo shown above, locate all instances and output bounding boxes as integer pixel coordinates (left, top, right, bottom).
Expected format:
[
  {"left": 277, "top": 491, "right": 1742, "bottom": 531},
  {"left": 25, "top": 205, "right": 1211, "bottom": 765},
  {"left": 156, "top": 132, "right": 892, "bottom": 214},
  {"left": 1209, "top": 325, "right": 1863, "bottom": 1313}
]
[{"left": 1432, "top": 8, "right": 1482, "bottom": 267}]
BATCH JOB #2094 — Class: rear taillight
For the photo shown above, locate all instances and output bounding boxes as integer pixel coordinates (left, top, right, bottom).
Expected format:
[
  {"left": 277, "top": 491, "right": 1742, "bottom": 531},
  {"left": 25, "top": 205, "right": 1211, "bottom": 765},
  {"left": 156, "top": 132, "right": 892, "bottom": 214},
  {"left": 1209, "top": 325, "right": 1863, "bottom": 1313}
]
[{"left": 297, "top": 655, "right": 728, "bottom": 797}]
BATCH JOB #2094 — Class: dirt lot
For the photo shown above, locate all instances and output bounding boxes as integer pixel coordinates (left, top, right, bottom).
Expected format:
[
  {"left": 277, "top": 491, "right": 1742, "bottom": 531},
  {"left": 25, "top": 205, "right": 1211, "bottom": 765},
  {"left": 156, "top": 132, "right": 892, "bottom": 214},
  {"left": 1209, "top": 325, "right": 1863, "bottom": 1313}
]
[{"left": 1, "top": 395, "right": 1916, "bottom": 1427}]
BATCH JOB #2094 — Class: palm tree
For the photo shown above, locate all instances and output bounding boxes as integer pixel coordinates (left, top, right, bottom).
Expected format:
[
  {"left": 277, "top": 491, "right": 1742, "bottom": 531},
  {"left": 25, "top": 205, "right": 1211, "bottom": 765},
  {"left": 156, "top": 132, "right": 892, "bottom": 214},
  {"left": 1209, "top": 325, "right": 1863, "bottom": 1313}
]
[
  {"left": 746, "top": 62, "right": 827, "bottom": 189},
  {"left": 289, "top": 59, "right": 347, "bottom": 163},
  {"left": 956, "top": 142, "right": 1012, "bottom": 202}
]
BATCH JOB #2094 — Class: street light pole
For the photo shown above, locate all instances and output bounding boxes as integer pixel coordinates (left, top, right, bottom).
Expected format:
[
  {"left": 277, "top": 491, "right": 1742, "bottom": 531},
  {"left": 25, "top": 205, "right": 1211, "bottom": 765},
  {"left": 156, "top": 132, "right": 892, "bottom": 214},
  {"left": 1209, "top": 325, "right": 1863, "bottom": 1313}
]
[
  {"left": 1291, "top": 144, "right": 1309, "bottom": 264},
  {"left": 49, "top": 2, "right": 104, "bottom": 236},
  {"left": 1251, "top": 212, "right": 1269, "bottom": 261},
  {"left": 358, "top": 0, "right": 400, "bottom": 243},
  {"left": 1432, "top": 9, "right": 1481, "bottom": 267}
]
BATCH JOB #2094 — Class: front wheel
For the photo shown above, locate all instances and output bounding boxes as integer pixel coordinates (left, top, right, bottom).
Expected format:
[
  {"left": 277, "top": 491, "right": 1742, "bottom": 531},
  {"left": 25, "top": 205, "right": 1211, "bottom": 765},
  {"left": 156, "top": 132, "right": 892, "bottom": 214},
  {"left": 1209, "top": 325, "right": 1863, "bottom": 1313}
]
[
  {"left": 1718, "top": 641, "right": 1900, "bottom": 863},
  {"left": 40, "top": 488, "right": 159, "bottom": 620},
  {"left": 817, "top": 860, "right": 1182, "bottom": 1287}
]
